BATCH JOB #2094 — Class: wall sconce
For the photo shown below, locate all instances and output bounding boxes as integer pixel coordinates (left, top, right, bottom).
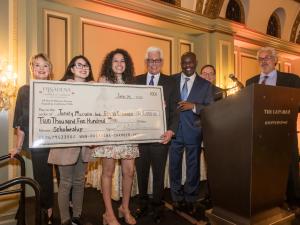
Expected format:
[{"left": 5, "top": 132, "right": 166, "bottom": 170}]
[{"left": 0, "top": 60, "right": 17, "bottom": 111}]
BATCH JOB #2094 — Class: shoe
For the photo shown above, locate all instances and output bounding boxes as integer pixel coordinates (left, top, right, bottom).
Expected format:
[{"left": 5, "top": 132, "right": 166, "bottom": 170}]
[
  {"left": 47, "top": 213, "right": 53, "bottom": 225},
  {"left": 118, "top": 206, "right": 136, "bottom": 225},
  {"left": 186, "top": 202, "right": 196, "bottom": 214},
  {"left": 199, "top": 196, "right": 213, "bottom": 210},
  {"left": 152, "top": 212, "right": 161, "bottom": 224},
  {"left": 287, "top": 199, "right": 300, "bottom": 209},
  {"left": 61, "top": 220, "right": 72, "bottom": 225},
  {"left": 102, "top": 214, "right": 120, "bottom": 225},
  {"left": 133, "top": 206, "right": 148, "bottom": 219},
  {"left": 71, "top": 217, "right": 83, "bottom": 225},
  {"left": 150, "top": 202, "right": 165, "bottom": 224},
  {"left": 43, "top": 209, "right": 53, "bottom": 225},
  {"left": 172, "top": 200, "right": 186, "bottom": 211},
  {"left": 69, "top": 201, "right": 73, "bottom": 216},
  {"left": 186, "top": 202, "right": 207, "bottom": 220},
  {"left": 152, "top": 209, "right": 164, "bottom": 224}
]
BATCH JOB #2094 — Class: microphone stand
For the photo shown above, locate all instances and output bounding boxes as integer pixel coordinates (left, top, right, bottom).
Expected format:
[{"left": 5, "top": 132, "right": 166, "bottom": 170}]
[
  {"left": 213, "top": 75, "right": 244, "bottom": 100},
  {"left": 214, "top": 86, "right": 243, "bottom": 100},
  {"left": 229, "top": 74, "right": 245, "bottom": 89}
]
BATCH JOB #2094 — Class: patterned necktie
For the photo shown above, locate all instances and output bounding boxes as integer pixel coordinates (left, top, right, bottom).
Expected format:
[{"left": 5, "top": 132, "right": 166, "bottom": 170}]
[
  {"left": 149, "top": 75, "right": 155, "bottom": 85},
  {"left": 261, "top": 75, "right": 269, "bottom": 85},
  {"left": 181, "top": 77, "right": 190, "bottom": 101}
]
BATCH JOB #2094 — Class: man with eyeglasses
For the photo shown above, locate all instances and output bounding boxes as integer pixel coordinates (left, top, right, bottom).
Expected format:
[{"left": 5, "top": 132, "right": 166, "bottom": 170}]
[
  {"left": 134, "top": 46, "right": 179, "bottom": 223},
  {"left": 200, "top": 64, "right": 223, "bottom": 101},
  {"left": 246, "top": 46, "right": 300, "bottom": 210}
]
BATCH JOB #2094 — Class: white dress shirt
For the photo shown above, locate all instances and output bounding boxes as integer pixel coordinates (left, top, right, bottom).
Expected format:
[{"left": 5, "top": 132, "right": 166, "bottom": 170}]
[
  {"left": 180, "top": 72, "right": 196, "bottom": 113},
  {"left": 259, "top": 69, "right": 277, "bottom": 86},
  {"left": 146, "top": 72, "right": 160, "bottom": 86},
  {"left": 180, "top": 72, "right": 196, "bottom": 98}
]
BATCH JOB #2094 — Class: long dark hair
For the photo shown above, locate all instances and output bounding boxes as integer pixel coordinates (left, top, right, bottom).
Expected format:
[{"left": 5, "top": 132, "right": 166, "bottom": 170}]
[
  {"left": 60, "top": 55, "right": 94, "bottom": 81},
  {"left": 100, "top": 49, "right": 135, "bottom": 84}
]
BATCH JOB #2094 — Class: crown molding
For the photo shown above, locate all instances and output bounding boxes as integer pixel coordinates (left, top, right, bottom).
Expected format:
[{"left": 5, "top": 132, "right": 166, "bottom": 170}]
[
  {"left": 50, "top": 0, "right": 234, "bottom": 34},
  {"left": 227, "top": 19, "right": 300, "bottom": 56},
  {"left": 49, "top": 0, "right": 300, "bottom": 55}
]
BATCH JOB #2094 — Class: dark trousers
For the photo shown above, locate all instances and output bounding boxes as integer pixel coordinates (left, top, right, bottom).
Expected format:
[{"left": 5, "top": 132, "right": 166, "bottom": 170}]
[
  {"left": 30, "top": 148, "right": 54, "bottom": 210},
  {"left": 136, "top": 143, "right": 169, "bottom": 206},
  {"left": 169, "top": 130, "right": 201, "bottom": 203},
  {"left": 286, "top": 137, "right": 300, "bottom": 202}
]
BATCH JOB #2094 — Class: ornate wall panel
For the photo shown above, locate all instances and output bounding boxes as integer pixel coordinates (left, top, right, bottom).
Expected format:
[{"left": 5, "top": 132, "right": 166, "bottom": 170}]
[
  {"left": 290, "top": 11, "right": 300, "bottom": 43},
  {"left": 151, "top": 0, "right": 180, "bottom": 7},
  {"left": 284, "top": 62, "right": 291, "bottom": 73},
  {"left": 44, "top": 10, "right": 70, "bottom": 80},
  {"left": 82, "top": 19, "right": 173, "bottom": 76},
  {"left": 219, "top": 40, "right": 233, "bottom": 87},
  {"left": 179, "top": 40, "right": 193, "bottom": 71},
  {"left": 275, "top": 61, "right": 281, "bottom": 71},
  {"left": 203, "top": 0, "right": 225, "bottom": 18},
  {"left": 240, "top": 54, "right": 260, "bottom": 84},
  {"left": 195, "top": 0, "right": 204, "bottom": 14}
]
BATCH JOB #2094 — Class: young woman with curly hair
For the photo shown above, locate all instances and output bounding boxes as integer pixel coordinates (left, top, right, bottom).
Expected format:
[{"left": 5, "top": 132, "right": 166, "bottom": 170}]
[{"left": 93, "top": 49, "right": 138, "bottom": 225}]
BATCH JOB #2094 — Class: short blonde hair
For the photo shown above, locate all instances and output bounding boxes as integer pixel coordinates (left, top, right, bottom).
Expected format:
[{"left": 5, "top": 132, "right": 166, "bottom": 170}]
[{"left": 29, "top": 53, "right": 53, "bottom": 80}]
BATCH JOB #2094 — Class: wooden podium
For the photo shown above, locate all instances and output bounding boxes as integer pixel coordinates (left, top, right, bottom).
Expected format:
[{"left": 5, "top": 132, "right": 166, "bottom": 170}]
[{"left": 201, "top": 84, "right": 300, "bottom": 225}]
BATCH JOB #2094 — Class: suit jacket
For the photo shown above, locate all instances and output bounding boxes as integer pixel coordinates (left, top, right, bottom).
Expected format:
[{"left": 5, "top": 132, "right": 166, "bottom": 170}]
[
  {"left": 246, "top": 71, "right": 300, "bottom": 88},
  {"left": 135, "top": 73, "right": 179, "bottom": 134},
  {"left": 48, "top": 146, "right": 93, "bottom": 165},
  {"left": 171, "top": 73, "right": 214, "bottom": 144},
  {"left": 212, "top": 84, "right": 224, "bottom": 101},
  {"left": 246, "top": 70, "right": 300, "bottom": 158}
]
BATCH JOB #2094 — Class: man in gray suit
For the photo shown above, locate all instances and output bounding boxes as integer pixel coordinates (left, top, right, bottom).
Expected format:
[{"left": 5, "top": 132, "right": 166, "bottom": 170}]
[{"left": 246, "top": 46, "right": 300, "bottom": 209}]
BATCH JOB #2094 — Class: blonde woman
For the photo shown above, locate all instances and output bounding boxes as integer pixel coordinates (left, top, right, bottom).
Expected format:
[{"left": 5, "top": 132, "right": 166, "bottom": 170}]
[{"left": 10, "top": 53, "right": 55, "bottom": 224}]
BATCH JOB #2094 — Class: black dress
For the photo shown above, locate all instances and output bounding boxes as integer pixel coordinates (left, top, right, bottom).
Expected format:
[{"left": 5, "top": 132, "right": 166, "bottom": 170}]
[{"left": 13, "top": 85, "right": 54, "bottom": 210}]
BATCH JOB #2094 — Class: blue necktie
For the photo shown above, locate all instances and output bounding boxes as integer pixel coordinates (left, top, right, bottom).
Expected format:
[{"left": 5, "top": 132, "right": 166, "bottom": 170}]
[
  {"left": 149, "top": 75, "right": 155, "bottom": 85},
  {"left": 181, "top": 77, "right": 190, "bottom": 101}
]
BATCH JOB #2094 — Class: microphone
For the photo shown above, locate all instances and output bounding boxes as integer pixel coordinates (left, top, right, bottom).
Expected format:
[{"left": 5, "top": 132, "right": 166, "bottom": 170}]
[{"left": 229, "top": 74, "right": 244, "bottom": 89}]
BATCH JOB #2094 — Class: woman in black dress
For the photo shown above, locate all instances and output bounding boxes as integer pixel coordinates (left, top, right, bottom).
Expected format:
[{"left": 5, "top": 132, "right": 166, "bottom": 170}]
[{"left": 10, "top": 53, "right": 55, "bottom": 224}]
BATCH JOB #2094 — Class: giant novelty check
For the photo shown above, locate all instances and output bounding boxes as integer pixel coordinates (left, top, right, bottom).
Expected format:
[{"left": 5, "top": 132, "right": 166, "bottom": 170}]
[{"left": 29, "top": 80, "right": 166, "bottom": 148}]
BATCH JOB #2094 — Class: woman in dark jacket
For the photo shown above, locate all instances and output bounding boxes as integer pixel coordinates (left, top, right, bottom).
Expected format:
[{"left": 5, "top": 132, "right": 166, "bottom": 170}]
[{"left": 10, "top": 53, "right": 55, "bottom": 224}]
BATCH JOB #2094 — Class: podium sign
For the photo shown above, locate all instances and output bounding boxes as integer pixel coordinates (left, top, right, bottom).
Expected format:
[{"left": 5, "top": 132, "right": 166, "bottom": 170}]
[{"left": 201, "top": 84, "right": 300, "bottom": 224}]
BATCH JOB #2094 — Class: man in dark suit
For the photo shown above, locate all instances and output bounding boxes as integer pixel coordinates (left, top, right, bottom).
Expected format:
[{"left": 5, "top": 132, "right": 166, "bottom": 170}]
[
  {"left": 134, "top": 46, "right": 178, "bottom": 223},
  {"left": 246, "top": 46, "right": 300, "bottom": 208},
  {"left": 169, "top": 52, "right": 213, "bottom": 214}
]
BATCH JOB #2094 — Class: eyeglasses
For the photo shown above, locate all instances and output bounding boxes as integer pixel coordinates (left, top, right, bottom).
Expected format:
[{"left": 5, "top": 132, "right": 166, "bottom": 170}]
[
  {"left": 74, "top": 63, "right": 90, "bottom": 69},
  {"left": 202, "top": 72, "right": 215, "bottom": 76},
  {"left": 258, "top": 56, "right": 274, "bottom": 62},
  {"left": 147, "top": 59, "right": 162, "bottom": 64}
]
